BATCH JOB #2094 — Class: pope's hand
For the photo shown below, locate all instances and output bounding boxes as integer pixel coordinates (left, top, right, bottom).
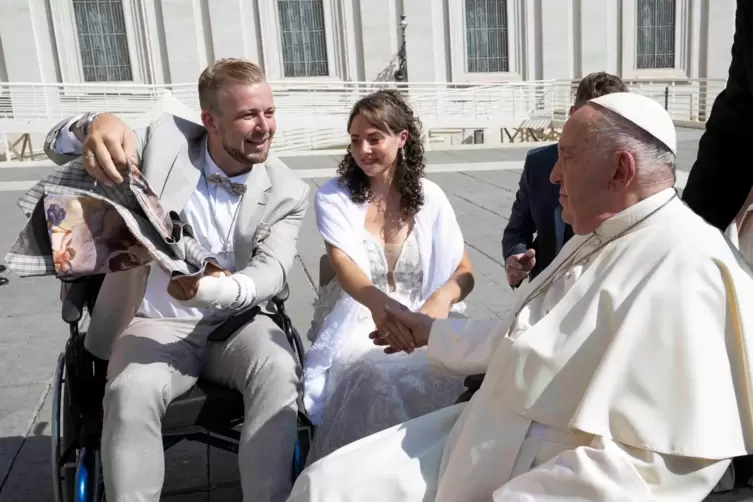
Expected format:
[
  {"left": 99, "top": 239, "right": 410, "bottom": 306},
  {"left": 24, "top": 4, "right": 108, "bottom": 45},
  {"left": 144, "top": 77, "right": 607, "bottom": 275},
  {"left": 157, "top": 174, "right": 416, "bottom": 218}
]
[{"left": 370, "top": 306, "right": 435, "bottom": 354}]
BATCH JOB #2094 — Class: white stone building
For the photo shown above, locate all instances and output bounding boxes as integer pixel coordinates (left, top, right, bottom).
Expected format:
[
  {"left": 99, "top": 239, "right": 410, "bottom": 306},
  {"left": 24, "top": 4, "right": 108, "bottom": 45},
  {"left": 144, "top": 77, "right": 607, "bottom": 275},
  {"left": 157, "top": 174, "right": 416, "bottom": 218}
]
[{"left": 0, "top": 0, "right": 738, "bottom": 85}]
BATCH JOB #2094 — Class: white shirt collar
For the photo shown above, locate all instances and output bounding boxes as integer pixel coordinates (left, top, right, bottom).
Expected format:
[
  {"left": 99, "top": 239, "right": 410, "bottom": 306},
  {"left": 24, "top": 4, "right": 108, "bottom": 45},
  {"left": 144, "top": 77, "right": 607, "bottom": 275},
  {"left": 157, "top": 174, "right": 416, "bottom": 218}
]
[
  {"left": 202, "top": 138, "right": 253, "bottom": 185},
  {"left": 594, "top": 187, "right": 677, "bottom": 238}
]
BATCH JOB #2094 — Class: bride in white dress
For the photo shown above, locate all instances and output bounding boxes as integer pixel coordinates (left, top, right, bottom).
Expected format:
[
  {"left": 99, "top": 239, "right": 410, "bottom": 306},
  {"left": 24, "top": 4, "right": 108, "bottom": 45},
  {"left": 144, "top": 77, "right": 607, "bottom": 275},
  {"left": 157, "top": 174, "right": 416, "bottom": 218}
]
[{"left": 302, "top": 89, "right": 474, "bottom": 463}]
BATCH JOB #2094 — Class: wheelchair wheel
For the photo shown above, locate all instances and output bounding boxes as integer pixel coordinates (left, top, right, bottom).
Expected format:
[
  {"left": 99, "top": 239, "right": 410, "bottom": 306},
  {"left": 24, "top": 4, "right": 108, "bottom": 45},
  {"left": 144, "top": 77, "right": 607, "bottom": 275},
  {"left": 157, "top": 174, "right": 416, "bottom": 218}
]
[
  {"left": 293, "top": 413, "right": 313, "bottom": 480},
  {"left": 52, "top": 352, "right": 106, "bottom": 502},
  {"left": 52, "top": 352, "right": 76, "bottom": 502}
]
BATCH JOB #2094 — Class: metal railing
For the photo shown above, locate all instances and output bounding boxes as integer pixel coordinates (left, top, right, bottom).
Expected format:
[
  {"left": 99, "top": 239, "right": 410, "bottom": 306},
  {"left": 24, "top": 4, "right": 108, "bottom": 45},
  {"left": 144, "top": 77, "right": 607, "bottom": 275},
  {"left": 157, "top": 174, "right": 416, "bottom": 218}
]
[{"left": 0, "top": 78, "right": 728, "bottom": 157}]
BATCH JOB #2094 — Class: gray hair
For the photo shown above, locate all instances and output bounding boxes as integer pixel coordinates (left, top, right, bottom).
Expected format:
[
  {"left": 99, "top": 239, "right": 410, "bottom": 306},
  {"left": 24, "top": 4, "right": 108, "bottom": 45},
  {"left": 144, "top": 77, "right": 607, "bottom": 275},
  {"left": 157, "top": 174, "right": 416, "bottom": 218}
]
[{"left": 591, "top": 105, "right": 676, "bottom": 184}]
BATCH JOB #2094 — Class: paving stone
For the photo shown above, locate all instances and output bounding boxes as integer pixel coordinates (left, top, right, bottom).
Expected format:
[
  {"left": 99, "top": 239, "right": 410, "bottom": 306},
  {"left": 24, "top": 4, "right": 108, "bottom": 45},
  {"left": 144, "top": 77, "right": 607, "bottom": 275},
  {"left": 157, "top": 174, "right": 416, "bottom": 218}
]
[
  {"left": 0, "top": 166, "right": 57, "bottom": 182},
  {"left": 0, "top": 384, "right": 48, "bottom": 490},
  {"left": 0, "top": 336, "right": 63, "bottom": 387},
  {"left": 208, "top": 447, "right": 239, "bottom": 487},
  {"left": 163, "top": 440, "right": 209, "bottom": 494},
  {"left": 0, "top": 387, "right": 53, "bottom": 502},
  {"left": 462, "top": 169, "right": 525, "bottom": 192},
  {"left": 277, "top": 155, "right": 340, "bottom": 171}
]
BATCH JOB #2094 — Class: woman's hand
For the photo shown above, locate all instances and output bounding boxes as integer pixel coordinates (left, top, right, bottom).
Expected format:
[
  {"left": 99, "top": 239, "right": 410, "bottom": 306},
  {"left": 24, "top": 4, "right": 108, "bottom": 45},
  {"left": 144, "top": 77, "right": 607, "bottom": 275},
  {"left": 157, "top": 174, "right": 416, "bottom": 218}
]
[
  {"left": 371, "top": 307, "right": 435, "bottom": 354},
  {"left": 369, "top": 297, "right": 416, "bottom": 353},
  {"left": 419, "top": 287, "right": 454, "bottom": 319}
]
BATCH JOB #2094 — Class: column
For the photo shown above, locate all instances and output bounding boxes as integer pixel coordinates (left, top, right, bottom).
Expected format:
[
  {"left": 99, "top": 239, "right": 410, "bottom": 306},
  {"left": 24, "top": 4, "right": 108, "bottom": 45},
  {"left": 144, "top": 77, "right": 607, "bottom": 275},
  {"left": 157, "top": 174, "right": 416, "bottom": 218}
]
[
  {"left": 358, "top": 0, "right": 399, "bottom": 81},
  {"left": 403, "top": 0, "right": 450, "bottom": 82},
  {"left": 159, "top": 0, "right": 210, "bottom": 83},
  {"left": 208, "top": 0, "right": 263, "bottom": 64},
  {"left": 579, "top": 0, "right": 612, "bottom": 76},
  {"left": 705, "top": 0, "right": 735, "bottom": 79},
  {"left": 0, "top": 0, "right": 57, "bottom": 82},
  {"left": 540, "top": 0, "right": 575, "bottom": 80}
]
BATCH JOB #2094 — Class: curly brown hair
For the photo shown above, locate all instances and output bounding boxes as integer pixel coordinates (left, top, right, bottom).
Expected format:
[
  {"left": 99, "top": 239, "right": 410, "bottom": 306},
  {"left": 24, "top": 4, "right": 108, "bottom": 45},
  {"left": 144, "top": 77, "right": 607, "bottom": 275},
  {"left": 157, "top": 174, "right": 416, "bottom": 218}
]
[{"left": 336, "top": 89, "right": 426, "bottom": 217}]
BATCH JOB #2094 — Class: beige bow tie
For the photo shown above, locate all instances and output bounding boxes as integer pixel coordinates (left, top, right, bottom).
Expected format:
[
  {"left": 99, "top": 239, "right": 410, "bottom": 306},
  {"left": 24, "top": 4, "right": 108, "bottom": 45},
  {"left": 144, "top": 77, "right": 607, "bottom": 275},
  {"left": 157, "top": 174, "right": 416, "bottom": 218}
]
[{"left": 206, "top": 173, "right": 247, "bottom": 196}]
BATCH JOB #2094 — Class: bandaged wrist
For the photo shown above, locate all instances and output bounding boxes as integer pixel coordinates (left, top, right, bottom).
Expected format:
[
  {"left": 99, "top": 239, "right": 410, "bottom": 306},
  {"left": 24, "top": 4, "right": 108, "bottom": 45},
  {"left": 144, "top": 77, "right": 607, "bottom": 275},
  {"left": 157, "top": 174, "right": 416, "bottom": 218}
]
[
  {"left": 176, "top": 272, "right": 256, "bottom": 310},
  {"left": 230, "top": 273, "right": 256, "bottom": 310},
  {"left": 176, "top": 274, "right": 238, "bottom": 309}
]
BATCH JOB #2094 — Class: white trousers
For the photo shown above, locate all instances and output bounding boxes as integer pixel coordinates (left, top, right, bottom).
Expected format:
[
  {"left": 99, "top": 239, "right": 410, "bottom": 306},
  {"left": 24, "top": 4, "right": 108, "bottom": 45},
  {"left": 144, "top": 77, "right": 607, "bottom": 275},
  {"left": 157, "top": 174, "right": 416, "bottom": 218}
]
[{"left": 100, "top": 314, "right": 300, "bottom": 502}]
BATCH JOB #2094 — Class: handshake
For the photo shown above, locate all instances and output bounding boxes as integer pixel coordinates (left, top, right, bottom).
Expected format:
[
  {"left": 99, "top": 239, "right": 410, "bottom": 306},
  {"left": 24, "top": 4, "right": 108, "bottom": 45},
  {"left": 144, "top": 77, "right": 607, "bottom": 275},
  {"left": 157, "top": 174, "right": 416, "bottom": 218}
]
[{"left": 369, "top": 303, "right": 436, "bottom": 354}]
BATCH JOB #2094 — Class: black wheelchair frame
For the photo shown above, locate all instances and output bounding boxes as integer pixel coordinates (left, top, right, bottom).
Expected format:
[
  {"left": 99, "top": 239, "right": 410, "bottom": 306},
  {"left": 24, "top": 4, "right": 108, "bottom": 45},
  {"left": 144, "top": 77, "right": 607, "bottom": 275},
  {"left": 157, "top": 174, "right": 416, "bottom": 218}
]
[{"left": 51, "top": 274, "right": 314, "bottom": 502}]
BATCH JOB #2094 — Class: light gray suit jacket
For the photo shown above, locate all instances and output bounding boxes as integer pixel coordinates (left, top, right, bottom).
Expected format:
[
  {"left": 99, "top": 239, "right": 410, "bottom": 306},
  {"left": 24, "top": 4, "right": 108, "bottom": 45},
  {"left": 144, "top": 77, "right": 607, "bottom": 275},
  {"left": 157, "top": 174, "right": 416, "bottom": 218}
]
[{"left": 44, "top": 113, "right": 310, "bottom": 359}]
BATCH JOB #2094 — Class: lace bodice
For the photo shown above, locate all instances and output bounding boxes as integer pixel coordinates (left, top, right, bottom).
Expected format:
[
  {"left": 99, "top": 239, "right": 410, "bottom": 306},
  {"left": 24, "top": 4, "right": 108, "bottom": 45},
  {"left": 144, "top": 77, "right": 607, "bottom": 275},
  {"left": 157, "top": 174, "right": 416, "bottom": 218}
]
[
  {"left": 307, "top": 232, "right": 423, "bottom": 341},
  {"left": 364, "top": 231, "right": 423, "bottom": 304}
]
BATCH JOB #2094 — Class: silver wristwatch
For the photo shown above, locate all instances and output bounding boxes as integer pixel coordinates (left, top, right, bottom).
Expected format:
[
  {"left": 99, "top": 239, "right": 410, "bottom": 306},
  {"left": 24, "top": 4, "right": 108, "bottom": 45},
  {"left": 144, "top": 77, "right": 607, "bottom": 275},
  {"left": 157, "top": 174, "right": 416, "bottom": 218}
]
[{"left": 72, "top": 111, "right": 100, "bottom": 142}]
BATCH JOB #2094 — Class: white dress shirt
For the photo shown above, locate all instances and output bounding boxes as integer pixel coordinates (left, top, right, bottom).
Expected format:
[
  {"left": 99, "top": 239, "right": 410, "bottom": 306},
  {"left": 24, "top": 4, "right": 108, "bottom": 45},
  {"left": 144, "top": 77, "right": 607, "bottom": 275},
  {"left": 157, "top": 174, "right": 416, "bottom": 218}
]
[{"left": 53, "top": 119, "right": 256, "bottom": 319}]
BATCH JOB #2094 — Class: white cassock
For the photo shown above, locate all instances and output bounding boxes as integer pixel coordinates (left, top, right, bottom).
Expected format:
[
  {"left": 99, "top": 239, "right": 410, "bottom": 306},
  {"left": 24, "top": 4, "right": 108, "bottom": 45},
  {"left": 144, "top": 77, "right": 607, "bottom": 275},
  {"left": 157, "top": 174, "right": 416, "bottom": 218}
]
[{"left": 288, "top": 187, "right": 753, "bottom": 501}]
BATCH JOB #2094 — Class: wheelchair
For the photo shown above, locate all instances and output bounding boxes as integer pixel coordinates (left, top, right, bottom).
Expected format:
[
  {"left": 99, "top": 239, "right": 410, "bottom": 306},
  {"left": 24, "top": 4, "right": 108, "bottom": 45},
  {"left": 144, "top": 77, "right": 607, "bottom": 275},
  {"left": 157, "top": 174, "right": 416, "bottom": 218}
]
[{"left": 51, "top": 274, "right": 314, "bottom": 502}]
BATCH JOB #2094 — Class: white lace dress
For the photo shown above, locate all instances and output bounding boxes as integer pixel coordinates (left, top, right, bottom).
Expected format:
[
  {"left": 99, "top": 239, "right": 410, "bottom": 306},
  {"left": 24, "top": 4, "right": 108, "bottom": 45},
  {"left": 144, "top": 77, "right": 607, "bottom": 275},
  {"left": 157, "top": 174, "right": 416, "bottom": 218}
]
[{"left": 304, "top": 231, "right": 466, "bottom": 465}]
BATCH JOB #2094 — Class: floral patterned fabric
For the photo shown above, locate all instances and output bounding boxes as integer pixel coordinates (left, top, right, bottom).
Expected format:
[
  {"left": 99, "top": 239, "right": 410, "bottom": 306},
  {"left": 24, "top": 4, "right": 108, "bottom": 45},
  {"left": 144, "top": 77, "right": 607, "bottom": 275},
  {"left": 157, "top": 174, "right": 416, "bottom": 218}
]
[
  {"left": 44, "top": 195, "right": 152, "bottom": 277},
  {"left": 5, "top": 158, "right": 216, "bottom": 280}
]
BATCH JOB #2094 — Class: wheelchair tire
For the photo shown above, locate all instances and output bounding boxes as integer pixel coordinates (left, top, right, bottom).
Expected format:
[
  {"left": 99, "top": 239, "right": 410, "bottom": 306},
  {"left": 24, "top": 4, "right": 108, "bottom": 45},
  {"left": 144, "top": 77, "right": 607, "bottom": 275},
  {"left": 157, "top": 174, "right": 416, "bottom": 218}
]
[
  {"left": 52, "top": 352, "right": 106, "bottom": 502},
  {"left": 52, "top": 352, "right": 77, "bottom": 502}
]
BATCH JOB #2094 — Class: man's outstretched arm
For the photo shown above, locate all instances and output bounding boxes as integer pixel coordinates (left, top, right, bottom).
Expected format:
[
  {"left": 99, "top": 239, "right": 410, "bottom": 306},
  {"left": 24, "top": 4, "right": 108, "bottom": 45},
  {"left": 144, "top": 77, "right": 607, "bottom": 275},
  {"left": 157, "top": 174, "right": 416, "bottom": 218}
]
[
  {"left": 682, "top": 0, "right": 753, "bottom": 230},
  {"left": 492, "top": 436, "right": 731, "bottom": 501},
  {"left": 426, "top": 318, "right": 506, "bottom": 376}
]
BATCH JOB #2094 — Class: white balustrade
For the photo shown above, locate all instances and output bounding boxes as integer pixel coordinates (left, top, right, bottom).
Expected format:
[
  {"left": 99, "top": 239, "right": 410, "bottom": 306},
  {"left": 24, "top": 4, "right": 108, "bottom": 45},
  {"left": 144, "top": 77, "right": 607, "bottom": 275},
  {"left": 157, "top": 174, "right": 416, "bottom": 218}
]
[{"left": 0, "top": 78, "right": 728, "bottom": 160}]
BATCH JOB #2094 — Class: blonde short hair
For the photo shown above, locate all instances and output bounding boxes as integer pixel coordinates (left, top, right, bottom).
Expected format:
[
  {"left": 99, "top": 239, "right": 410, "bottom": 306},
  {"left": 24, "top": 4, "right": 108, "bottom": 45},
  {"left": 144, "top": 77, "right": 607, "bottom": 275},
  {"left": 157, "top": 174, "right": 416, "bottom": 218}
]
[{"left": 198, "top": 58, "right": 266, "bottom": 113}]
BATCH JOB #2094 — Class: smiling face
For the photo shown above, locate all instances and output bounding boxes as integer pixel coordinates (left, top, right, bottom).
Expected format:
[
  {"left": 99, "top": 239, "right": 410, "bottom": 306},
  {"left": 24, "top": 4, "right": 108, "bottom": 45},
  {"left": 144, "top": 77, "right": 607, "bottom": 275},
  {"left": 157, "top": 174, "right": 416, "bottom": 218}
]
[
  {"left": 348, "top": 113, "right": 407, "bottom": 179},
  {"left": 550, "top": 105, "right": 620, "bottom": 234},
  {"left": 201, "top": 81, "right": 275, "bottom": 174}
]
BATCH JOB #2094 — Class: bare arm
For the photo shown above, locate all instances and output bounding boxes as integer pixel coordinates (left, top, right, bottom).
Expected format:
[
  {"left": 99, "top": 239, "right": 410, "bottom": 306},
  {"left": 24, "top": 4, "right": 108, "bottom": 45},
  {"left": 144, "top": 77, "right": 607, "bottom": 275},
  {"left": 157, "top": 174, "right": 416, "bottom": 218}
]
[
  {"left": 325, "top": 242, "right": 392, "bottom": 312},
  {"left": 428, "top": 251, "right": 474, "bottom": 307},
  {"left": 326, "top": 242, "right": 416, "bottom": 351}
]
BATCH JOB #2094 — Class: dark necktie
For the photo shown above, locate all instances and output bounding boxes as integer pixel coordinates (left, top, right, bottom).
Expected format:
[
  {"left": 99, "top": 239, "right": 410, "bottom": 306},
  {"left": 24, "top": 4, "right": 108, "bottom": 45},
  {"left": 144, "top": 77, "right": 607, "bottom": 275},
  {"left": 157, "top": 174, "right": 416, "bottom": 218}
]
[{"left": 206, "top": 173, "right": 246, "bottom": 197}]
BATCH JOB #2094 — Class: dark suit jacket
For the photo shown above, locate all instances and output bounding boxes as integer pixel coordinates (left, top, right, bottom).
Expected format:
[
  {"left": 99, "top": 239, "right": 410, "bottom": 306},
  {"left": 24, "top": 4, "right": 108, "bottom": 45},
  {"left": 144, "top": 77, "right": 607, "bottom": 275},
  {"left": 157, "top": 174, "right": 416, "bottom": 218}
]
[
  {"left": 655, "top": 5, "right": 753, "bottom": 495},
  {"left": 682, "top": 0, "right": 753, "bottom": 231},
  {"left": 502, "top": 144, "right": 573, "bottom": 286}
]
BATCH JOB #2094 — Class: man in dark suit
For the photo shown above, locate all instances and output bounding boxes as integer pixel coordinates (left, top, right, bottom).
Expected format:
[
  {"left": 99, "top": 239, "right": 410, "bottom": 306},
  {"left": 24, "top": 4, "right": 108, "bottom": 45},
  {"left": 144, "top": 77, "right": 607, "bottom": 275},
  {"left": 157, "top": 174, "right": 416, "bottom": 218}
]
[
  {"left": 682, "top": 0, "right": 753, "bottom": 231},
  {"left": 681, "top": 4, "right": 753, "bottom": 498},
  {"left": 502, "top": 71, "right": 628, "bottom": 287}
]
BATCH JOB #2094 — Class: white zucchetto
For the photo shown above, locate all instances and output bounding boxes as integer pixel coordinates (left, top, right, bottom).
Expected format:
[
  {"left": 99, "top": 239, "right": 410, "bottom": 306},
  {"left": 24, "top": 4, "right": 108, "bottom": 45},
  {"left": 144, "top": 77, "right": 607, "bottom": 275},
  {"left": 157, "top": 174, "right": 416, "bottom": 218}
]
[{"left": 589, "top": 92, "right": 677, "bottom": 155}]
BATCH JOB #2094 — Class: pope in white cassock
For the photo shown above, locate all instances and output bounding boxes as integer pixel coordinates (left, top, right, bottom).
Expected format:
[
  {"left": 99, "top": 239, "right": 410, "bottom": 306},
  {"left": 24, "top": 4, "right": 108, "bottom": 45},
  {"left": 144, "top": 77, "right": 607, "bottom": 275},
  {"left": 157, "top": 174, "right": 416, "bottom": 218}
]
[{"left": 287, "top": 92, "right": 753, "bottom": 501}]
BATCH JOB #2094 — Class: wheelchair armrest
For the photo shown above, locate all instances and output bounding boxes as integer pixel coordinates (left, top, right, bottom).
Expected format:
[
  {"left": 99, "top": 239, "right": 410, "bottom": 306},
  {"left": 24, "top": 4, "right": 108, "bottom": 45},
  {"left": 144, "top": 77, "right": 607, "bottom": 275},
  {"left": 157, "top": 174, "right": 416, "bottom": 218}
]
[
  {"left": 60, "top": 275, "right": 105, "bottom": 325},
  {"left": 274, "top": 284, "right": 291, "bottom": 303},
  {"left": 61, "top": 280, "right": 90, "bottom": 324}
]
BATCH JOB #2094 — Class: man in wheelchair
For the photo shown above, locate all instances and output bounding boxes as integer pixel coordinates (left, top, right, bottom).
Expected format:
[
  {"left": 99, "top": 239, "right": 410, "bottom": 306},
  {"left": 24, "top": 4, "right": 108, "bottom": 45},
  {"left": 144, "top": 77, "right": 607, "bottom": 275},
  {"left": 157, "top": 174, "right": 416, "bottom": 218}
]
[{"left": 43, "top": 59, "right": 310, "bottom": 502}]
